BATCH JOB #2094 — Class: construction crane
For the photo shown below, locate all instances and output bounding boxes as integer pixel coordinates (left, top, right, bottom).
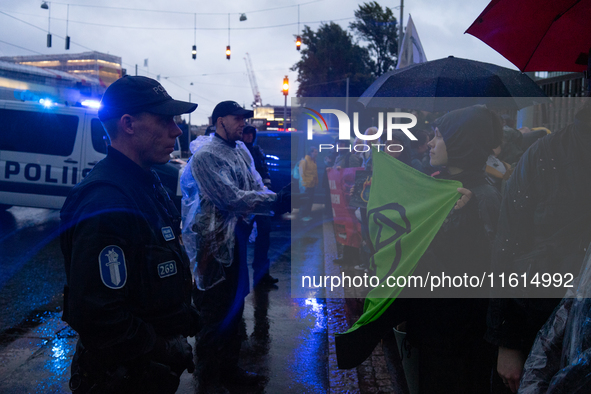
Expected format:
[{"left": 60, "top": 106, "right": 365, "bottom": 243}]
[{"left": 244, "top": 53, "right": 262, "bottom": 107}]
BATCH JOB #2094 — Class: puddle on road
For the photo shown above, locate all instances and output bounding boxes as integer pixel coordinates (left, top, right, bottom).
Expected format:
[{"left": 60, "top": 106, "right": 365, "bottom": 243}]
[
  {"left": 288, "top": 297, "right": 328, "bottom": 392},
  {"left": 0, "top": 310, "right": 76, "bottom": 394}
]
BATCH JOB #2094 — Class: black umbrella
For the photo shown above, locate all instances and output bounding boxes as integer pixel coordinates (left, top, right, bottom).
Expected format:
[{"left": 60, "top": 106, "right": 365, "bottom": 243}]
[{"left": 358, "top": 56, "right": 550, "bottom": 112}]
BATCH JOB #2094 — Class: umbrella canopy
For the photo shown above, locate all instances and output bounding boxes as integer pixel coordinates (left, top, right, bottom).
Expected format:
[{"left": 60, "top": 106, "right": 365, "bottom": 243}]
[
  {"left": 358, "top": 56, "right": 550, "bottom": 112},
  {"left": 465, "top": 0, "right": 591, "bottom": 73}
]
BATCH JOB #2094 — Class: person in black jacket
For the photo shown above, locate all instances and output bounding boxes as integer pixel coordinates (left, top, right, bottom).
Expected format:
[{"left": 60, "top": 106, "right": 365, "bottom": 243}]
[
  {"left": 487, "top": 100, "right": 591, "bottom": 393},
  {"left": 394, "top": 105, "right": 503, "bottom": 394},
  {"left": 60, "top": 76, "right": 200, "bottom": 393},
  {"left": 242, "top": 125, "right": 278, "bottom": 287},
  {"left": 422, "top": 105, "right": 502, "bottom": 394}
]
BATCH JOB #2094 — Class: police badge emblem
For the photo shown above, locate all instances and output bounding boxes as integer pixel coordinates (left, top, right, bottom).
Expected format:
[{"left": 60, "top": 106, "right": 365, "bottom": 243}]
[{"left": 99, "top": 245, "right": 127, "bottom": 289}]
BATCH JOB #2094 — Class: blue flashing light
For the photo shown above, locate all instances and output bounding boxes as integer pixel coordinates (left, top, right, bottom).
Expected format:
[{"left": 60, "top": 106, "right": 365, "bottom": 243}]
[
  {"left": 81, "top": 100, "right": 101, "bottom": 109},
  {"left": 266, "top": 154, "right": 280, "bottom": 161},
  {"left": 39, "top": 98, "right": 53, "bottom": 107}
]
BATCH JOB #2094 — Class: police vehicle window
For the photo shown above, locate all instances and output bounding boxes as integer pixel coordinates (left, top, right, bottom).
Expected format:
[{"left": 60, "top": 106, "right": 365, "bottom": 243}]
[
  {"left": 0, "top": 108, "right": 78, "bottom": 156},
  {"left": 91, "top": 119, "right": 110, "bottom": 154},
  {"left": 256, "top": 134, "right": 291, "bottom": 159}
]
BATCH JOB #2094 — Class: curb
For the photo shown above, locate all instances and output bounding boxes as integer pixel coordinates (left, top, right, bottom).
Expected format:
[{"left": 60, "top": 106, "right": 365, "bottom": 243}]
[
  {"left": 324, "top": 219, "right": 361, "bottom": 393},
  {"left": 323, "top": 218, "right": 401, "bottom": 394}
]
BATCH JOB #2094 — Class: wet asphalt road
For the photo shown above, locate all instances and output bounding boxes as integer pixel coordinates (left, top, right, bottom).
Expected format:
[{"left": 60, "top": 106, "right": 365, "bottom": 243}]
[
  {"left": 0, "top": 206, "right": 330, "bottom": 393},
  {"left": 0, "top": 207, "right": 64, "bottom": 334}
]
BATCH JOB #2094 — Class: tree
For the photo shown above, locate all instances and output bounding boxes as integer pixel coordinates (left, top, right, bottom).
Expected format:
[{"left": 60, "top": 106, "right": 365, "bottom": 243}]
[
  {"left": 291, "top": 22, "right": 374, "bottom": 97},
  {"left": 350, "top": 1, "right": 398, "bottom": 77}
]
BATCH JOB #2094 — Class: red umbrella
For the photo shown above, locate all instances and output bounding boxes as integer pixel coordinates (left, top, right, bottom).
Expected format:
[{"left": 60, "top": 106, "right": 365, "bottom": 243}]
[{"left": 465, "top": 0, "right": 591, "bottom": 73}]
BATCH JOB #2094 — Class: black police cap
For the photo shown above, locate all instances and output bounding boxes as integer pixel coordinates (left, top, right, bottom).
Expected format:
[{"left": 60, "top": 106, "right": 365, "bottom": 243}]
[{"left": 98, "top": 76, "right": 197, "bottom": 121}]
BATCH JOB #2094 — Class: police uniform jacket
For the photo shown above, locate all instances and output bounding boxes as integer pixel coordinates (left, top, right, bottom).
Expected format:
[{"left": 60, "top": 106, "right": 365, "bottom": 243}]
[{"left": 61, "top": 146, "right": 198, "bottom": 366}]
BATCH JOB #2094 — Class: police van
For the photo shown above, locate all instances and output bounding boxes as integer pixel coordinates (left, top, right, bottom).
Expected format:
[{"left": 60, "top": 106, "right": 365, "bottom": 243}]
[
  {"left": 255, "top": 130, "right": 335, "bottom": 207},
  {"left": 0, "top": 99, "right": 184, "bottom": 211}
]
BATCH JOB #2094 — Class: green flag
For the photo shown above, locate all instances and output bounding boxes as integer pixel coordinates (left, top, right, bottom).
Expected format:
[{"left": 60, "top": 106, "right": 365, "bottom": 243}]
[{"left": 335, "top": 151, "right": 462, "bottom": 369}]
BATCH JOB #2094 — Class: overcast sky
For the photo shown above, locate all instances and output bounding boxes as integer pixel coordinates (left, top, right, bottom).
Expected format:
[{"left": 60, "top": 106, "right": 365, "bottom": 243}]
[{"left": 0, "top": 0, "right": 515, "bottom": 125}]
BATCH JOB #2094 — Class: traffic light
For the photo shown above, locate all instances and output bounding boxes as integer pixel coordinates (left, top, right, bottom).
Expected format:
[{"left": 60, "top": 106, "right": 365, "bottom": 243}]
[
  {"left": 296, "top": 36, "right": 301, "bottom": 51},
  {"left": 226, "top": 45, "right": 231, "bottom": 60},
  {"left": 192, "top": 45, "right": 197, "bottom": 60},
  {"left": 282, "top": 76, "right": 289, "bottom": 96},
  {"left": 65, "top": 36, "right": 70, "bottom": 50}
]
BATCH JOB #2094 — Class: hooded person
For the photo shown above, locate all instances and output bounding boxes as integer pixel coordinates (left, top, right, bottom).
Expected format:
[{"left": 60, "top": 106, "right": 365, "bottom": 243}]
[
  {"left": 354, "top": 126, "right": 380, "bottom": 171},
  {"left": 498, "top": 114, "right": 524, "bottom": 167},
  {"left": 241, "top": 125, "right": 278, "bottom": 288},
  {"left": 242, "top": 125, "right": 271, "bottom": 188},
  {"left": 299, "top": 146, "right": 319, "bottom": 221},
  {"left": 333, "top": 138, "right": 363, "bottom": 169},
  {"left": 382, "top": 129, "right": 413, "bottom": 166},
  {"left": 387, "top": 105, "right": 503, "bottom": 394},
  {"left": 431, "top": 104, "right": 503, "bottom": 184}
]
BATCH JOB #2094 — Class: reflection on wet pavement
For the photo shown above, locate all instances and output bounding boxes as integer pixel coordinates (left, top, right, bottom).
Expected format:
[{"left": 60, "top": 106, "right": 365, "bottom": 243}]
[
  {"left": 234, "top": 218, "right": 329, "bottom": 394},
  {"left": 289, "top": 298, "right": 327, "bottom": 392},
  {"left": 0, "top": 212, "right": 333, "bottom": 393},
  {"left": 0, "top": 207, "right": 64, "bottom": 333},
  {"left": 0, "top": 311, "right": 75, "bottom": 393},
  {"left": 40, "top": 334, "right": 73, "bottom": 393}
]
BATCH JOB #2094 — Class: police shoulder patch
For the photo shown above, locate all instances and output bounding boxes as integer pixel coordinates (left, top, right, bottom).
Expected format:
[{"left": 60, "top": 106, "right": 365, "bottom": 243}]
[
  {"left": 157, "top": 260, "right": 177, "bottom": 278},
  {"left": 99, "top": 245, "right": 127, "bottom": 289},
  {"left": 161, "top": 226, "right": 175, "bottom": 241}
]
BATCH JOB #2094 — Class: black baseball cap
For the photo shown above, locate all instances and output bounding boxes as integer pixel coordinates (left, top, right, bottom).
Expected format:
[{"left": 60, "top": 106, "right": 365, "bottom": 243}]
[
  {"left": 98, "top": 76, "right": 197, "bottom": 121},
  {"left": 212, "top": 101, "right": 254, "bottom": 125}
]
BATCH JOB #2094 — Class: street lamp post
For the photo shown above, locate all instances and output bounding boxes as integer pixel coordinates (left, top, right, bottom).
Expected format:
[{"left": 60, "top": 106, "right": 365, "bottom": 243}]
[
  {"left": 282, "top": 76, "right": 289, "bottom": 131},
  {"left": 188, "top": 93, "right": 191, "bottom": 158},
  {"left": 398, "top": 0, "right": 404, "bottom": 58}
]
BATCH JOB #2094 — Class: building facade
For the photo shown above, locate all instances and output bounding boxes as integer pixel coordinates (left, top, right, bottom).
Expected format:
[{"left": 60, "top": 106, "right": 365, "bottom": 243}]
[{"left": 0, "top": 51, "right": 122, "bottom": 88}]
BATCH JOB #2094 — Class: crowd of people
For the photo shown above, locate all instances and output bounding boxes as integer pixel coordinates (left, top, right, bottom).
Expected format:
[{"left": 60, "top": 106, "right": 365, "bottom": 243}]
[
  {"left": 58, "top": 74, "right": 591, "bottom": 394},
  {"left": 320, "top": 103, "right": 590, "bottom": 394}
]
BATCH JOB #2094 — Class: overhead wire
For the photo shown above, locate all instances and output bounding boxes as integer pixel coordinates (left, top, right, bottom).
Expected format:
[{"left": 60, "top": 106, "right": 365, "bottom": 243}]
[
  {"left": 0, "top": 10, "right": 215, "bottom": 104},
  {"left": 160, "top": 77, "right": 215, "bottom": 104},
  {"left": 165, "top": 67, "right": 288, "bottom": 78},
  {"left": 299, "top": 78, "right": 350, "bottom": 88},
  {"left": 0, "top": 39, "right": 43, "bottom": 54},
  {"left": 0, "top": 1, "right": 352, "bottom": 112},
  {"left": 1, "top": 10, "right": 353, "bottom": 31},
  {"left": 45, "top": 0, "right": 325, "bottom": 16}
]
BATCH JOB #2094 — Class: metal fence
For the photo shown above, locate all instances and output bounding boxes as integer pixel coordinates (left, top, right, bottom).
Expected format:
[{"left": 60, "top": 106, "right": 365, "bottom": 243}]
[{"left": 533, "top": 73, "right": 588, "bottom": 132}]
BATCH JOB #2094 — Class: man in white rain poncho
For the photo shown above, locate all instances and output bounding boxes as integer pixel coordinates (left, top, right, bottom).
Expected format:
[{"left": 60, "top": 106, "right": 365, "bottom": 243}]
[{"left": 181, "top": 101, "right": 287, "bottom": 393}]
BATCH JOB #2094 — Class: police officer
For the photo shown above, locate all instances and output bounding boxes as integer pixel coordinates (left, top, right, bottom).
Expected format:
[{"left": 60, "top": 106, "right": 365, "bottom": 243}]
[{"left": 60, "top": 76, "right": 200, "bottom": 393}]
